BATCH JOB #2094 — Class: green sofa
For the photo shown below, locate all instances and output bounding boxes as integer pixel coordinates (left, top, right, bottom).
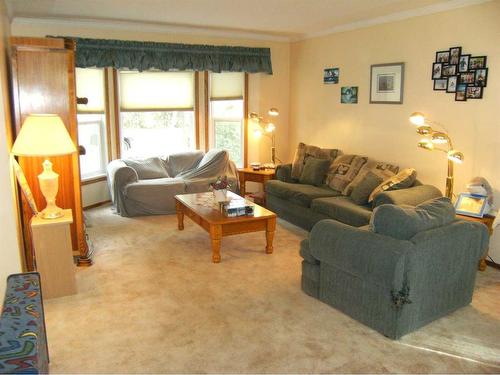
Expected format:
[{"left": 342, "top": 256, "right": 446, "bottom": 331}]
[
  {"left": 300, "top": 198, "right": 489, "bottom": 339},
  {"left": 266, "top": 163, "right": 442, "bottom": 231}
]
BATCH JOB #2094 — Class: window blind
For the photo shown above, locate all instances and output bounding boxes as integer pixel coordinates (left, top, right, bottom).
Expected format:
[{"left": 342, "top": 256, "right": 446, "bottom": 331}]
[
  {"left": 75, "top": 68, "right": 105, "bottom": 113},
  {"left": 210, "top": 72, "right": 244, "bottom": 101}
]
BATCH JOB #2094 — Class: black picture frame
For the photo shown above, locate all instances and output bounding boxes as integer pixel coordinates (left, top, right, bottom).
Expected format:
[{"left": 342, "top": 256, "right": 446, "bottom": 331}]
[
  {"left": 459, "top": 72, "right": 475, "bottom": 84},
  {"left": 466, "top": 86, "right": 483, "bottom": 99},
  {"left": 475, "top": 68, "right": 488, "bottom": 87},
  {"left": 449, "top": 46, "right": 462, "bottom": 65},
  {"left": 441, "top": 64, "right": 457, "bottom": 77},
  {"left": 436, "top": 50, "right": 450, "bottom": 63},
  {"left": 446, "top": 76, "right": 458, "bottom": 93},
  {"left": 455, "top": 84, "right": 467, "bottom": 101},
  {"left": 469, "top": 56, "right": 487, "bottom": 70},
  {"left": 434, "top": 79, "right": 448, "bottom": 91},
  {"left": 432, "top": 62, "right": 442, "bottom": 79},
  {"left": 458, "top": 54, "right": 470, "bottom": 72}
]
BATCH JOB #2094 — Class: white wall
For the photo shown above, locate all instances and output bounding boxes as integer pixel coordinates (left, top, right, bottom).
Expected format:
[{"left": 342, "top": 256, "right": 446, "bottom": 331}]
[{"left": 0, "top": 0, "right": 22, "bottom": 302}]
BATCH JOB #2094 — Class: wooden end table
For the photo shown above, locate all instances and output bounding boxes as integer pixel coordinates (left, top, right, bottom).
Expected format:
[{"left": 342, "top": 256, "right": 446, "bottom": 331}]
[
  {"left": 238, "top": 168, "right": 275, "bottom": 205},
  {"left": 457, "top": 213, "right": 496, "bottom": 271},
  {"left": 175, "top": 191, "right": 277, "bottom": 263}
]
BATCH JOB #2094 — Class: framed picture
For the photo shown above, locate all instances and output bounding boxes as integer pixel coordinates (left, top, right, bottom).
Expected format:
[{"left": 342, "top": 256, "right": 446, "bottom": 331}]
[
  {"left": 433, "top": 79, "right": 447, "bottom": 91},
  {"left": 466, "top": 86, "right": 483, "bottom": 99},
  {"left": 341, "top": 86, "right": 358, "bottom": 104},
  {"left": 432, "top": 62, "right": 442, "bottom": 79},
  {"left": 475, "top": 68, "right": 488, "bottom": 87},
  {"left": 449, "top": 46, "right": 461, "bottom": 65},
  {"left": 458, "top": 54, "right": 470, "bottom": 72},
  {"left": 459, "top": 72, "right": 475, "bottom": 84},
  {"left": 455, "top": 83, "right": 467, "bottom": 101},
  {"left": 455, "top": 193, "right": 488, "bottom": 218},
  {"left": 441, "top": 64, "right": 457, "bottom": 77},
  {"left": 469, "top": 56, "right": 487, "bottom": 69},
  {"left": 436, "top": 50, "right": 450, "bottom": 63},
  {"left": 324, "top": 68, "right": 339, "bottom": 84},
  {"left": 446, "top": 76, "right": 458, "bottom": 93},
  {"left": 12, "top": 158, "right": 38, "bottom": 216},
  {"left": 369, "top": 62, "right": 404, "bottom": 104}
]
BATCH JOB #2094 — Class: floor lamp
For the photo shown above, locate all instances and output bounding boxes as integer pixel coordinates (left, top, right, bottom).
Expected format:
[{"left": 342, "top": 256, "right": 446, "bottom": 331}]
[{"left": 250, "top": 107, "right": 280, "bottom": 166}]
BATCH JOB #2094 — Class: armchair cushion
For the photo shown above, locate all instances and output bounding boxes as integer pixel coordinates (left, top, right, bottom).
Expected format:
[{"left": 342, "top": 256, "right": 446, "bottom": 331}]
[
  {"left": 370, "top": 197, "right": 456, "bottom": 240},
  {"left": 299, "top": 157, "right": 331, "bottom": 186},
  {"left": 124, "top": 157, "right": 168, "bottom": 180}
]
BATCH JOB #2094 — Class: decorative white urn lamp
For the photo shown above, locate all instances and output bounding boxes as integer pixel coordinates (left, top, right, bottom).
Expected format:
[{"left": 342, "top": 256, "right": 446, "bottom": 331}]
[{"left": 11, "top": 114, "right": 77, "bottom": 219}]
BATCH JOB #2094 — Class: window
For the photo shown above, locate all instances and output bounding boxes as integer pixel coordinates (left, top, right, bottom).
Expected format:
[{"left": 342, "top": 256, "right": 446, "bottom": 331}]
[
  {"left": 118, "top": 71, "right": 195, "bottom": 158},
  {"left": 209, "top": 72, "right": 245, "bottom": 167},
  {"left": 75, "top": 68, "right": 108, "bottom": 180}
]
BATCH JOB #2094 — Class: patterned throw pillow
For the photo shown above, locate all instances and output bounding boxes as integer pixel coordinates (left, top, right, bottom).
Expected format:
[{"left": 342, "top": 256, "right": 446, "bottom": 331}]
[
  {"left": 326, "top": 154, "right": 368, "bottom": 192},
  {"left": 343, "top": 159, "right": 399, "bottom": 196},
  {"left": 291, "top": 142, "right": 341, "bottom": 180},
  {"left": 368, "top": 168, "right": 417, "bottom": 203}
]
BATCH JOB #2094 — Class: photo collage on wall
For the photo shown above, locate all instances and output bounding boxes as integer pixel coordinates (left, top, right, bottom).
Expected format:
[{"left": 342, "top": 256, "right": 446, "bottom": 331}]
[
  {"left": 432, "top": 46, "right": 488, "bottom": 101},
  {"left": 323, "top": 67, "right": 359, "bottom": 104}
]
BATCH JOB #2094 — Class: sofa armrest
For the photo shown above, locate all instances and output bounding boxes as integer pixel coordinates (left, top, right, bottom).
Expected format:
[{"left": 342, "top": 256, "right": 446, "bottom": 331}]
[
  {"left": 373, "top": 184, "right": 442, "bottom": 208},
  {"left": 106, "top": 160, "right": 138, "bottom": 203},
  {"left": 275, "top": 163, "right": 294, "bottom": 182},
  {"left": 309, "top": 219, "right": 412, "bottom": 287}
]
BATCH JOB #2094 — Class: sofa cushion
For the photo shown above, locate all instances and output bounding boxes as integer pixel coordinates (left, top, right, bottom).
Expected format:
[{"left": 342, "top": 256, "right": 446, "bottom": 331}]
[
  {"left": 369, "top": 197, "right": 456, "bottom": 240},
  {"left": 350, "top": 171, "right": 384, "bottom": 205},
  {"left": 164, "top": 151, "right": 204, "bottom": 177},
  {"left": 299, "top": 157, "right": 331, "bottom": 186},
  {"left": 291, "top": 142, "right": 340, "bottom": 180},
  {"left": 369, "top": 168, "right": 417, "bottom": 203},
  {"left": 343, "top": 159, "right": 399, "bottom": 196},
  {"left": 311, "top": 196, "right": 372, "bottom": 227},
  {"left": 124, "top": 157, "right": 169, "bottom": 180},
  {"left": 265, "top": 180, "right": 339, "bottom": 208},
  {"left": 326, "top": 154, "right": 368, "bottom": 192}
]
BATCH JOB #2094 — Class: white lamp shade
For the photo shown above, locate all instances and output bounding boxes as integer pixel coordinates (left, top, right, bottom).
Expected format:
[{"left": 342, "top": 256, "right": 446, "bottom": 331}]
[{"left": 11, "top": 114, "right": 77, "bottom": 157}]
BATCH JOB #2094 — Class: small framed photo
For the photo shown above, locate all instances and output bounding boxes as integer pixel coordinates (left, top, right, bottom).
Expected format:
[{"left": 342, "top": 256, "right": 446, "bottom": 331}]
[
  {"left": 475, "top": 68, "right": 488, "bottom": 87},
  {"left": 458, "top": 54, "right": 470, "bottom": 72},
  {"left": 369, "top": 62, "right": 404, "bottom": 104},
  {"left": 446, "top": 76, "right": 458, "bottom": 93},
  {"left": 469, "top": 56, "right": 487, "bottom": 69},
  {"left": 466, "top": 86, "right": 483, "bottom": 99},
  {"left": 432, "top": 62, "right": 442, "bottom": 79},
  {"left": 441, "top": 64, "right": 457, "bottom": 77},
  {"left": 459, "top": 72, "right": 475, "bottom": 84},
  {"left": 341, "top": 86, "right": 358, "bottom": 104},
  {"left": 455, "top": 83, "right": 467, "bottom": 101},
  {"left": 433, "top": 79, "right": 447, "bottom": 91},
  {"left": 455, "top": 193, "right": 488, "bottom": 218},
  {"left": 449, "top": 47, "right": 461, "bottom": 65},
  {"left": 436, "top": 50, "right": 450, "bottom": 63},
  {"left": 324, "top": 68, "right": 339, "bottom": 84}
]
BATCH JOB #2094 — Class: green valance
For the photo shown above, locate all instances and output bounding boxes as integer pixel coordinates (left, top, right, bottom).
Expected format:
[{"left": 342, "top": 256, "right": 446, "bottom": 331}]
[{"left": 63, "top": 37, "right": 273, "bottom": 74}]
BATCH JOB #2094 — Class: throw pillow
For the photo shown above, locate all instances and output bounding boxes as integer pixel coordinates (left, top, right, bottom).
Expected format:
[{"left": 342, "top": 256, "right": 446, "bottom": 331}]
[
  {"left": 291, "top": 142, "right": 341, "bottom": 180},
  {"left": 368, "top": 168, "right": 417, "bottom": 203},
  {"left": 299, "top": 157, "right": 331, "bottom": 186},
  {"left": 350, "top": 171, "right": 384, "bottom": 205},
  {"left": 342, "top": 159, "right": 399, "bottom": 196},
  {"left": 326, "top": 154, "right": 368, "bottom": 192},
  {"left": 369, "top": 197, "right": 456, "bottom": 240},
  {"left": 124, "top": 157, "right": 169, "bottom": 180}
]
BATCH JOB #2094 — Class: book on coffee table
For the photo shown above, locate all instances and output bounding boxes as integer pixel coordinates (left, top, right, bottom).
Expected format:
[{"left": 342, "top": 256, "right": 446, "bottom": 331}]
[{"left": 221, "top": 198, "right": 254, "bottom": 217}]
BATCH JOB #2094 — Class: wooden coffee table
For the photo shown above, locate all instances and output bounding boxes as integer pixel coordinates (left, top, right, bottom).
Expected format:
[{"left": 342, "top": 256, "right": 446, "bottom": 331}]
[{"left": 174, "top": 191, "right": 277, "bottom": 263}]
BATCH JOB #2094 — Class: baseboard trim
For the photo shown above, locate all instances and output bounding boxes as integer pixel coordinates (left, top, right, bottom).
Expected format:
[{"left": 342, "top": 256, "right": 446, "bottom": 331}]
[{"left": 83, "top": 200, "right": 111, "bottom": 210}]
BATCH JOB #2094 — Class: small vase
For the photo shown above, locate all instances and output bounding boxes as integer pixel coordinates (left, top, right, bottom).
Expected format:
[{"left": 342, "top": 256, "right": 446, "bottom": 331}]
[{"left": 213, "top": 189, "right": 227, "bottom": 202}]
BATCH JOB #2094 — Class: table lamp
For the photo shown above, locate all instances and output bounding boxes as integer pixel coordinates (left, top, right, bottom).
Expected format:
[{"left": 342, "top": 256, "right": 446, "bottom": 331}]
[
  {"left": 409, "top": 112, "right": 464, "bottom": 199},
  {"left": 250, "top": 107, "right": 280, "bottom": 166},
  {"left": 11, "top": 114, "right": 77, "bottom": 219}
]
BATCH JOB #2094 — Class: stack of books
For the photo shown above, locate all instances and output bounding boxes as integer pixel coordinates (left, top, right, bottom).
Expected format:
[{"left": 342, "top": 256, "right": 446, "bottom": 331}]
[{"left": 221, "top": 198, "right": 255, "bottom": 217}]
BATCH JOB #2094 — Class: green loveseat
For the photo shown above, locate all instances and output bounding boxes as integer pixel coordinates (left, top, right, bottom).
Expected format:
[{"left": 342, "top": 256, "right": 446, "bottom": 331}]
[{"left": 265, "top": 163, "right": 442, "bottom": 231}]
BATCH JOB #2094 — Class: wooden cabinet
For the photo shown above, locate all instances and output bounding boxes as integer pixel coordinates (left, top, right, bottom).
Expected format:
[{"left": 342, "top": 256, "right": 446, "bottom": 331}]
[{"left": 10, "top": 37, "right": 92, "bottom": 269}]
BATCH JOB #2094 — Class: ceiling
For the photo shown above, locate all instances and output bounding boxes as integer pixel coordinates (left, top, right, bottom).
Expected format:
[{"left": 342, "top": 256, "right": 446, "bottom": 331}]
[{"left": 6, "top": 0, "right": 486, "bottom": 40}]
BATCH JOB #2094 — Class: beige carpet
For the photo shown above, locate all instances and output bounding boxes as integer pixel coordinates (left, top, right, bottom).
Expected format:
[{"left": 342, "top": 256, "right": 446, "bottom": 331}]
[{"left": 44, "top": 205, "right": 500, "bottom": 373}]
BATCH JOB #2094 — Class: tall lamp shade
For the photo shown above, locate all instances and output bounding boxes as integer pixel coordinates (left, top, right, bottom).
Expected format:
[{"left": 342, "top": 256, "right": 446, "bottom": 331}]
[{"left": 11, "top": 114, "right": 77, "bottom": 219}]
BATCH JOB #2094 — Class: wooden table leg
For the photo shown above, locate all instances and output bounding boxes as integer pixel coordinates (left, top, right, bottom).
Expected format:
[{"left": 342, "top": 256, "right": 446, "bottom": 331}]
[
  {"left": 479, "top": 258, "right": 487, "bottom": 271},
  {"left": 239, "top": 175, "right": 246, "bottom": 197},
  {"left": 176, "top": 201, "right": 184, "bottom": 230},
  {"left": 266, "top": 217, "right": 276, "bottom": 254},
  {"left": 210, "top": 224, "right": 222, "bottom": 263}
]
